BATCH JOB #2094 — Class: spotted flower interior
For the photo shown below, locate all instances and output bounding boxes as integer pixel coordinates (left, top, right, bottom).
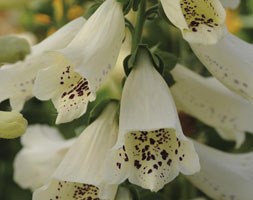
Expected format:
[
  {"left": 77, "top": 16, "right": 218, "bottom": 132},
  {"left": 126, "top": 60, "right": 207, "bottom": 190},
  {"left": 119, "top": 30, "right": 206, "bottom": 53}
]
[
  {"left": 180, "top": 0, "right": 224, "bottom": 33},
  {"left": 113, "top": 128, "right": 197, "bottom": 191},
  {"left": 34, "top": 180, "right": 100, "bottom": 200},
  {"left": 55, "top": 66, "right": 92, "bottom": 116},
  {"left": 34, "top": 60, "right": 95, "bottom": 124}
]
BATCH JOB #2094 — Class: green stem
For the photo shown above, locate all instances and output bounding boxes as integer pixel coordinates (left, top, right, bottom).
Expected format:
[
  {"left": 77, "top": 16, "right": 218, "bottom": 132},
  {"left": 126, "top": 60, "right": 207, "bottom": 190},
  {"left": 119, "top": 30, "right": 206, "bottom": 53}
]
[{"left": 131, "top": 0, "right": 146, "bottom": 53}]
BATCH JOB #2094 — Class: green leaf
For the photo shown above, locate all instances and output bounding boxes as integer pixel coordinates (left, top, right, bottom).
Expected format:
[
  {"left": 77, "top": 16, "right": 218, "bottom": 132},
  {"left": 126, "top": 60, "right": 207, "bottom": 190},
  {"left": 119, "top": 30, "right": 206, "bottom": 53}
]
[
  {"left": 155, "top": 50, "right": 178, "bottom": 73},
  {"left": 0, "top": 36, "right": 30, "bottom": 64},
  {"left": 154, "top": 50, "right": 177, "bottom": 87}
]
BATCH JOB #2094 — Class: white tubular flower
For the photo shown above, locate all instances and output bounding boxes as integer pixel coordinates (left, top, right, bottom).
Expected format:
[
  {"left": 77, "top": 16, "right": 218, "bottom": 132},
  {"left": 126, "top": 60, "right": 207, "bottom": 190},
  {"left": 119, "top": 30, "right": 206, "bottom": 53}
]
[
  {"left": 160, "top": 0, "right": 226, "bottom": 44},
  {"left": 106, "top": 48, "right": 200, "bottom": 192},
  {"left": 0, "top": 111, "right": 27, "bottom": 139},
  {"left": 188, "top": 140, "right": 253, "bottom": 200},
  {"left": 0, "top": 17, "right": 85, "bottom": 111},
  {"left": 190, "top": 32, "right": 253, "bottom": 102},
  {"left": 220, "top": 0, "right": 240, "bottom": 9},
  {"left": 14, "top": 125, "right": 74, "bottom": 191},
  {"left": 170, "top": 64, "right": 253, "bottom": 147},
  {"left": 33, "top": 0, "right": 125, "bottom": 124},
  {"left": 33, "top": 102, "right": 119, "bottom": 200}
]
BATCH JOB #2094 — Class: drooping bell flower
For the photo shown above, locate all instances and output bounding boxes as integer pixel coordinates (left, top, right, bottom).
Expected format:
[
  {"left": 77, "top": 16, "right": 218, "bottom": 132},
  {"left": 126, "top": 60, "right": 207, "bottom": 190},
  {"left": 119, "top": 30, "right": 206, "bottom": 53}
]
[
  {"left": 33, "top": 0, "right": 125, "bottom": 124},
  {"left": 105, "top": 47, "right": 200, "bottom": 192}
]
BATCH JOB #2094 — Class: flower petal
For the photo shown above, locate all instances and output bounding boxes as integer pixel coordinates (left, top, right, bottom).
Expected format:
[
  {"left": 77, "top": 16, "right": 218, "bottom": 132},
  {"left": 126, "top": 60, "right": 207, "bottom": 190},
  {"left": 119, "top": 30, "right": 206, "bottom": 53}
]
[
  {"left": 14, "top": 125, "right": 74, "bottom": 191},
  {"left": 215, "top": 128, "right": 245, "bottom": 148},
  {"left": 55, "top": 0, "right": 125, "bottom": 94},
  {"left": 188, "top": 140, "right": 253, "bottom": 200},
  {"left": 33, "top": 0, "right": 124, "bottom": 123},
  {"left": 0, "top": 17, "right": 85, "bottom": 111},
  {"left": 33, "top": 180, "right": 117, "bottom": 200},
  {"left": 190, "top": 32, "right": 253, "bottom": 101},
  {"left": 33, "top": 62, "right": 94, "bottom": 124},
  {"left": 106, "top": 48, "right": 199, "bottom": 192},
  {"left": 160, "top": 0, "right": 226, "bottom": 44},
  {"left": 170, "top": 64, "right": 253, "bottom": 146},
  {"left": 53, "top": 103, "right": 118, "bottom": 186},
  {"left": 31, "top": 17, "right": 86, "bottom": 56}
]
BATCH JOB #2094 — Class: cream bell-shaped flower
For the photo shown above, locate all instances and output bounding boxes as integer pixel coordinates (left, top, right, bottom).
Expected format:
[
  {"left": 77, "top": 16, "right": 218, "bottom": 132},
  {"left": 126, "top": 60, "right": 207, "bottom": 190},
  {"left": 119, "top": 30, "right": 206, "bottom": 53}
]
[
  {"left": 190, "top": 32, "right": 253, "bottom": 102},
  {"left": 105, "top": 48, "right": 200, "bottom": 192},
  {"left": 13, "top": 125, "right": 75, "bottom": 191},
  {"left": 33, "top": 102, "right": 119, "bottom": 200},
  {"left": 0, "top": 17, "right": 85, "bottom": 111},
  {"left": 0, "top": 111, "right": 27, "bottom": 139},
  {"left": 33, "top": 0, "right": 125, "bottom": 124},
  {"left": 160, "top": 0, "right": 226, "bottom": 44},
  {"left": 220, "top": 0, "right": 240, "bottom": 9},
  {"left": 188, "top": 140, "right": 253, "bottom": 200},
  {"left": 170, "top": 64, "right": 253, "bottom": 147}
]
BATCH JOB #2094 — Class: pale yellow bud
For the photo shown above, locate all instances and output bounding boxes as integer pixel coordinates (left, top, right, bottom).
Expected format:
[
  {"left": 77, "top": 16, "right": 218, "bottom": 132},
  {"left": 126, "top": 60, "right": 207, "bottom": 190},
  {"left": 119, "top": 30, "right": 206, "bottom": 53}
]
[{"left": 0, "top": 111, "right": 27, "bottom": 139}]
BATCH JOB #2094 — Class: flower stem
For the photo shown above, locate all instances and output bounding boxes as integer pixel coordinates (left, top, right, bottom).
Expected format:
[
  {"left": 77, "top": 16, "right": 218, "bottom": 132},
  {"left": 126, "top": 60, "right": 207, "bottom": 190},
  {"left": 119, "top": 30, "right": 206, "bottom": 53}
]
[{"left": 131, "top": 0, "right": 146, "bottom": 53}]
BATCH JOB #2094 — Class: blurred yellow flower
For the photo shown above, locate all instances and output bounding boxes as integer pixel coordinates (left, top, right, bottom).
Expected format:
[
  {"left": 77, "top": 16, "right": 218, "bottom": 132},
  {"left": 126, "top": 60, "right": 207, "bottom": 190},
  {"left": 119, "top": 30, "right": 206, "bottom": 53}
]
[
  {"left": 34, "top": 14, "right": 51, "bottom": 25},
  {"left": 53, "top": 0, "right": 64, "bottom": 23},
  {"left": 67, "top": 5, "right": 84, "bottom": 20},
  {"left": 47, "top": 26, "right": 57, "bottom": 36},
  {"left": 226, "top": 9, "right": 242, "bottom": 33}
]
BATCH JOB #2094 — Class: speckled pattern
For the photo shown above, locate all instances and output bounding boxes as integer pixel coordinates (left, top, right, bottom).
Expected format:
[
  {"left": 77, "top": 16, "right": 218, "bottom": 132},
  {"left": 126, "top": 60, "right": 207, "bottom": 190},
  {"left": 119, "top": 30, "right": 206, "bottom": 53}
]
[
  {"left": 113, "top": 129, "right": 191, "bottom": 189},
  {"left": 57, "top": 65, "right": 91, "bottom": 112},
  {"left": 180, "top": 0, "right": 221, "bottom": 32},
  {"left": 46, "top": 181, "right": 100, "bottom": 200}
]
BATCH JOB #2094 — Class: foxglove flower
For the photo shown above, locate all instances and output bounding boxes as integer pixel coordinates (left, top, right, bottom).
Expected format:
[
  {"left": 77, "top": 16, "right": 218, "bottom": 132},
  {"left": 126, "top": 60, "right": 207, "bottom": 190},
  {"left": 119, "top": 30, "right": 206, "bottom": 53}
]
[
  {"left": 191, "top": 33, "right": 253, "bottom": 102},
  {"left": 0, "top": 17, "right": 85, "bottom": 111},
  {"left": 33, "top": 0, "right": 125, "bottom": 124},
  {"left": 106, "top": 48, "right": 200, "bottom": 192},
  {"left": 220, "top": 0, "right": 240, "bottom": 9},
  {"left": 0, "top": 111, "right": 27, "bottom": 139},
  {"left": 14, "top": 125, "right": 74, "bottom": 191},
  {"left": 170, "top": 64, "right": 253, "bottom": 147},
  {"left": 188, "top": 140, "right": 253, "bottom": 200},
  {"left": 33, "top": 102, "right": 119, "bottom": 200},
  {"left": 160, "top": 0, "right": 226, "bottom": 44}
]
